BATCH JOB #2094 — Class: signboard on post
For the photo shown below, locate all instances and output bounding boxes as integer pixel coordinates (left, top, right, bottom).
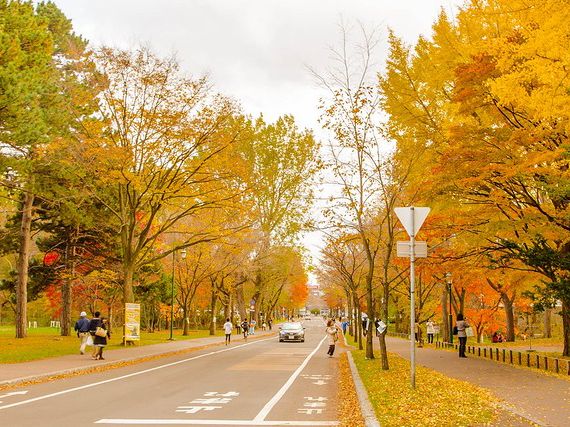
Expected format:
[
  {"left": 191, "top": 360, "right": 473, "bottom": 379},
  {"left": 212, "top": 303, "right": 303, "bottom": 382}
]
[
  {"left": 397, "top": 241, "right": 428, "bottom": 258},
  {"left": 394, "top": 206, "right": 430, "bottom": 389},
  {"left": 124, "top": 303, "right": 140, "bottom": 342}
]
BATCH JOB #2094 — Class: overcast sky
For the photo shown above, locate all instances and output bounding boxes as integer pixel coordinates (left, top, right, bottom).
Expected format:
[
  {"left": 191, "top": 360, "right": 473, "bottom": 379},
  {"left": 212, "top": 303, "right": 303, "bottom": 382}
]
[{"left": 52, "top": 0, "right": 464, "bottom": 274}]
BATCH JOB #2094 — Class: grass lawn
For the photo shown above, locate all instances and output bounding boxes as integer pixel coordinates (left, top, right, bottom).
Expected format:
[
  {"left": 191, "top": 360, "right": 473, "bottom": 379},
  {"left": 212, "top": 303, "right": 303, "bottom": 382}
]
[
  {"left": 348, "top": 338, "right": 496, "bottom": 426},
  {"left": 0, "top": 326, "right": 222, "bottom": 363}
]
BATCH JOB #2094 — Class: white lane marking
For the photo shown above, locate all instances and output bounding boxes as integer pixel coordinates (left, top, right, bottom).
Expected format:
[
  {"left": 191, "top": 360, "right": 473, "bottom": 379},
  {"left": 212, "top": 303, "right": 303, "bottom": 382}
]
[
  {"left": 95, "top": 420, "right": 338, "bottom": 425},
  {"left": 0, "top": 391, "right": 28, "bottom": 402},
  {"left": 253, "top": 336, "right": 326, "bottom": 422},
  {"left": 0, "top": 337, "right": 274, "bottom": 411}
]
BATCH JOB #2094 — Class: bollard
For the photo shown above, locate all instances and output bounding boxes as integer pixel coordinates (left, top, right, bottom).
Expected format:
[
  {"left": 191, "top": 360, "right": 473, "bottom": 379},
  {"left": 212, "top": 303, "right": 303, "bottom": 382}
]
[
  {"left": 484, "top": 348, "right": 487, "bottom": 358},
  {"left": 478, "top": 347, "right": 481, "bottom": 357},
  {"left": 509, "top": 350, "right": 513, "bottom": 364},
  {"left": 518, "top": 352, "right": 522, "bottom": 366},
  {"left": 527, "top": 353, "right": 530, "bottom": 367},
  {"left": 536, "top": 354, "right": 540, "bottom": 369},
  {"left": 502, "top": 349, "right": 505, "bottom": 362},
  {"left": 544, "top": 357, "right": 548, "bottom": 371},
  {"left": 496, "top": 348, "right": 499, "bottom": 360},
  {"left": 555, "top": 359, "right": 559, "bottom": 374}
]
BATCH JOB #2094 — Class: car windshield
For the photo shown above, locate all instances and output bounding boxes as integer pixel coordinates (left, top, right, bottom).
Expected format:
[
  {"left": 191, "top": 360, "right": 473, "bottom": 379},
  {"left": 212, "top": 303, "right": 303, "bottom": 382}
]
[{"left": 281, "top": 322, "right": 302, "bottom": 331}]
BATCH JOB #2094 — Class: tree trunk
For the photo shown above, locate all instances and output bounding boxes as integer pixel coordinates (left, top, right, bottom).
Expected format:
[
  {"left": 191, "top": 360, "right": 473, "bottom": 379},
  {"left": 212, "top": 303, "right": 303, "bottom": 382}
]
[
  {"left": 209, "top": 286, "right": 217, "bottom": 336},
  {"left": 61, "top": 278, "right": 72, "bottom": 336},
  {"left": 346, "top": 289, "right": 354, "bottom": 337},
  {"left": 182, "top": 306, "right": 189, "bottom": 336},
  {"left": 61, "top": 241, "right": 76, "bottom": 337},
  {"left": 16, "top": 191, "right": 34, "bottom": 339},
  {"left": 235, "top": 282, "right": 246, "bottom": 320},
  {"left": 123, "top": 263, "right": 135, "bottom": 304},
  {"left": 543, "top": 308, "right": 552, "bottom": 339},
  {"left": 378, "top": 284, "right": 389, "bottom": 370},
  {"left": 501, "top": 293, "right": 515, "bottom": 342},
  {"left": 441, "top": 286, "right": 449, "bottom": 343},
  {"left": 562, "top": 298, "right": 569, "bottom": 357}
]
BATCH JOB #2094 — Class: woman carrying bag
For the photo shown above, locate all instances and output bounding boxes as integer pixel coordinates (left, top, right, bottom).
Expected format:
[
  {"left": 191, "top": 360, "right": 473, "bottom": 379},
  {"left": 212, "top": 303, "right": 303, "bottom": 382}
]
[
  {"left": 455, "top": 313, "right": 469, "bottom": 358},
  {"left": 325, "top": 319, "right": 339, "bottom": 357},
  {"left": 93, "top": 317, "right": 111, "bottom": 360}
]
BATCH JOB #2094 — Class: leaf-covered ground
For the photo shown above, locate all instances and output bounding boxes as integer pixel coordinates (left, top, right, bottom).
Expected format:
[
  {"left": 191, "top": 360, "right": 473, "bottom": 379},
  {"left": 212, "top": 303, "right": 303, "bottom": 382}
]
[
  {"left": 337, "top": 353, "right": 365, "bottom": 426},
  {"left": 352, "top": 350, "right": 496, "bottom": 427}
]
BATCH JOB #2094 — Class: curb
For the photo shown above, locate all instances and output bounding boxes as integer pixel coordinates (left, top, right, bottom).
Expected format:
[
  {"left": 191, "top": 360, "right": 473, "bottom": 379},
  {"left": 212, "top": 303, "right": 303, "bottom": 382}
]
[{"left": 346, "top": 351, "right": 381, "bottom": 427}]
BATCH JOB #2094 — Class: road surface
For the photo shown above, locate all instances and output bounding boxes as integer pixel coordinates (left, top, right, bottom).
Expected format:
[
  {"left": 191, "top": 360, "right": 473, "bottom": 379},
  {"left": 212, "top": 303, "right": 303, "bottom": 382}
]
[{"left": 0, "top": 318, "right": 341, "bottom": 426}]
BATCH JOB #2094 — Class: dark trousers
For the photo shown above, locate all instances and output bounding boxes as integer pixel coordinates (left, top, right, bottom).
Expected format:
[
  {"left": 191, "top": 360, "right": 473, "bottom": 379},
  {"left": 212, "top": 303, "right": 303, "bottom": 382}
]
[
  {"left": 225, "top": 333, "right": 231, "bottom": 344},
  {"left": 427, "top": 333, "right": 434, "bottom": 344},
  {"left": 459, "top": 336, "right": 467, "bottom": 357},
  {"left": 327, "top": 344, "right": 335, "bottom": 356}
]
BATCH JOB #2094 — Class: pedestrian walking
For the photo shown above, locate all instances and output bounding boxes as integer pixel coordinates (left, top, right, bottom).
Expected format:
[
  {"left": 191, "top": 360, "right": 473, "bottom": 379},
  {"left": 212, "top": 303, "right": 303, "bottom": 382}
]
[
  {"left": 241, "top": 319, "right": 249, "bottom": 340},
  {"left": 223, "top": 318, "right": 233, "bottom": 345},
  {"left": 249, "top": 319, "right": 256, "bottom": 335},
  {"left": 455, "top": 313, "right": 469, "bottom": 358},
  {"left": 93, "top": 316, "right": 110, "bottom": 360},
  {"left": 325, "top": 319, "right": 339, "bottom": 357},
  {"left": 74, "top": 311, "right": 91, "bottom": 355},
  {"left": 341, "top": 318, "right": 349, "bottom": 334},
  {"left": 362, "top": 315, "right": 369, "bottom": 336},
  {"left": 267, "top": 319, "right": 272, "bottom": 330},
  {"left": 262, "top": 321, "right": 267, "bottom": 331},
  {"left": 426, "top": 320, "right": 435, "bottom": 344},
  {"left": 88, "top": 311, "right": 102, "bottom": 359}
]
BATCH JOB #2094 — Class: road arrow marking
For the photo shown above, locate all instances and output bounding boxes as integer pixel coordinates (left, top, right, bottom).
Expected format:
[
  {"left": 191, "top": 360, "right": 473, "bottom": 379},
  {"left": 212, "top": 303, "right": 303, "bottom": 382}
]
[{"left": 0, "top": 391, "right": 28, "bottom": 403}]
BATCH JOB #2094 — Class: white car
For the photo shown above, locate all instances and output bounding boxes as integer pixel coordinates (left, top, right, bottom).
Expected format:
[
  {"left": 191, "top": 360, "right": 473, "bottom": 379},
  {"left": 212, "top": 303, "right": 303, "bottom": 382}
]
[{"left": 278, "top": 322, "right": 305, "bottom": 342}]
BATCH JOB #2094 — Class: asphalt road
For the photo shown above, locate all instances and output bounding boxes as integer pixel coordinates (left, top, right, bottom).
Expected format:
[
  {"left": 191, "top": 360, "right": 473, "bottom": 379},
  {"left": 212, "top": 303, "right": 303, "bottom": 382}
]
[{"left": 0, "top": 318, "right": 341, "bottom": 427}]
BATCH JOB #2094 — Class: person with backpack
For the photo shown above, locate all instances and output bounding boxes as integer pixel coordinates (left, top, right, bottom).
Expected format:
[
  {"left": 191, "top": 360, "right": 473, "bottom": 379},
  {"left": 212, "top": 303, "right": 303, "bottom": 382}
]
[{"left": 241, "top": 319, "right": 249, "bottom": 340}]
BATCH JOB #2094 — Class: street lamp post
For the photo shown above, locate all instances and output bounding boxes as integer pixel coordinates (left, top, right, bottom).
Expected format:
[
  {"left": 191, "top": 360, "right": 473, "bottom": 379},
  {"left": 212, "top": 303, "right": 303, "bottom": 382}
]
[
  {"left": 446, "top": 273, "right": 453, "bottom": 344},
  {"left": 169, "top": 248, "right": 186, "bottom": 341}
]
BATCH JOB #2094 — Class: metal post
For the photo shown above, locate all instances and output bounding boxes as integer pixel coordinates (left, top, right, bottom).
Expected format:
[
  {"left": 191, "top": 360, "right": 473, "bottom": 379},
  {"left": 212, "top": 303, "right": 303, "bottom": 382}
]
[
  {"left": 409, "top": 207, "right": 416, "bottom": 389},
  {"left": 169, "top": 250, "right": 176, "bottom": 341}
]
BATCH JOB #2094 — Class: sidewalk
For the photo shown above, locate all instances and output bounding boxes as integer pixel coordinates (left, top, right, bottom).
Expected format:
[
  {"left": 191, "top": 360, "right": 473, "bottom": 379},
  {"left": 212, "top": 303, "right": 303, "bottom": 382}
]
[
  {"left": 0, "top": 329, "right": 275, "bottom": 389},
  {"left": 384, "top": 336, "right": 570, "bottom": 427}
]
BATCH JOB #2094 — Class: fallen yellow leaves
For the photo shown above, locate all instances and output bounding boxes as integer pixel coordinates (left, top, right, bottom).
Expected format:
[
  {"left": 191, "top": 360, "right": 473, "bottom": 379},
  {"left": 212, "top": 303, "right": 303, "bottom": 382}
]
[
  {"left": 337, "top": 353, "right": 365, "bottom": 427},
  {"left": 352, "top": 351, "right": 496, "bottom": 427}
]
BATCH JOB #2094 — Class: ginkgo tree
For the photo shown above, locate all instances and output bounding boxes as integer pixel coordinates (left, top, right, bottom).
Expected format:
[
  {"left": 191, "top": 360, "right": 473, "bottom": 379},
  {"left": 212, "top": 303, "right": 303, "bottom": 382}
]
[
  {"left": 381, "top": 0, "right": 570, "bottom": 355},
  {"left": 85, "top": 46, "right": 243, "bottom": 306}
]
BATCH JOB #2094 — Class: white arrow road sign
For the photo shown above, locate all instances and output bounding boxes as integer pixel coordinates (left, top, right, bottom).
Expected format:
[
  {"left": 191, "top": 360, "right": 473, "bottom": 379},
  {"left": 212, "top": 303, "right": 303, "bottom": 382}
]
[
  {"left": 395, "top": 207, "right": 430, "bottom": 237},
  {"left": 0, "top": 391, "right": 28, "bottom": 402}
]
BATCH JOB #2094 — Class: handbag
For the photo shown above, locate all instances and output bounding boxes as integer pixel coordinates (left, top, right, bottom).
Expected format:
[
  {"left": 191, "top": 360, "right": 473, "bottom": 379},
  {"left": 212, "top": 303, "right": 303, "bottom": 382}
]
[
  {"left": 452, "top": 326, "right": 458, "bottom": 335},
  {"left": 95, "top": 326, "right": 107, "bottom": 338},
  {"left": 86, "top": 334, "right": 94, "bottom": 346}
]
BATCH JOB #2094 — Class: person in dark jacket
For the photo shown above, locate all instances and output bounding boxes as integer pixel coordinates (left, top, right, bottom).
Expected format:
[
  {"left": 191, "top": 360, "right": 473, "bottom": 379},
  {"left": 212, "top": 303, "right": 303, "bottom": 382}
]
[
  {"left": 74, "top": 311, "right": 91, "bottom": 355},
  {"left": 88, "top": 312, "right": 102, "bottom": 359},
  {"left": 93, "top": 316, "right": 110, "bottom": 360},
  {"left": 455, "top": 313, "right": 469, "bottom": 358}
]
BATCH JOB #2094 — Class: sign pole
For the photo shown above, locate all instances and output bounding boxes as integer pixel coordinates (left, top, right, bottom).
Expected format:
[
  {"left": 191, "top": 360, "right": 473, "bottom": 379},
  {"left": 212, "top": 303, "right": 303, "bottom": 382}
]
[{"left": 409, "top": 207, "right": 416, "bottom": 389}]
